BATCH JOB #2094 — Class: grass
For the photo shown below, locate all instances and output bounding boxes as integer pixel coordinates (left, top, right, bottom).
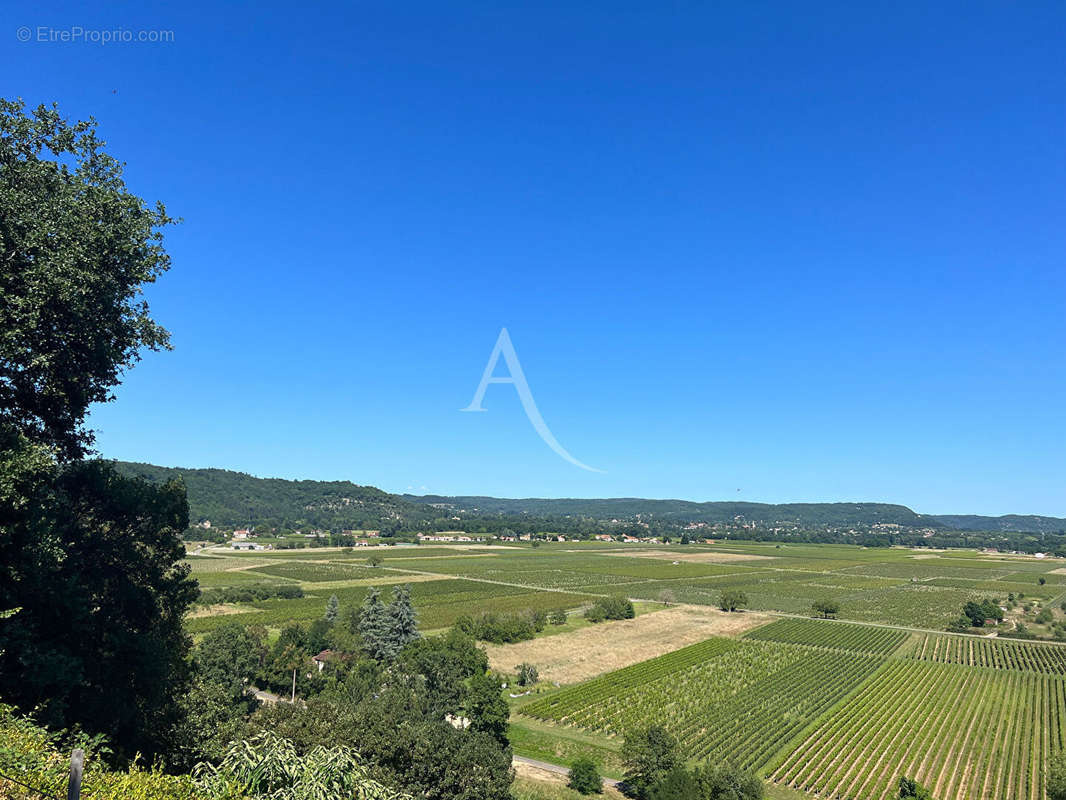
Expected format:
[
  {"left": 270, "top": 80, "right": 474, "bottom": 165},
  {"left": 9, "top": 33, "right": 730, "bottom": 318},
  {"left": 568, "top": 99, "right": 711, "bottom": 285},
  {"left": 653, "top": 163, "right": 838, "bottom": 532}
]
[{"left": 509, "top": 718, "right": 624, "bottom": 778}]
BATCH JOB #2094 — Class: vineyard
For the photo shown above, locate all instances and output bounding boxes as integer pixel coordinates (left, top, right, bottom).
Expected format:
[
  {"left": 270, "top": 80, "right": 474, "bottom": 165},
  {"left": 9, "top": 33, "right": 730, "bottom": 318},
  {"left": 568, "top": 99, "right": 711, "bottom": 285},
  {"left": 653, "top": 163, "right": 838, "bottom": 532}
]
[
  {"left": 909, "top": 633, "right": 1066, "bottom": 675},
  {"left": 769, "top": 660, "right": 1065, "bottom": 800},
  {"left": 245, "top": 561, "right": 414, "bottom": 582},
  {"left": 744, "top": 618, "right": 908, "bottom": 655},
  {"left": 520, "top": 638, "right": 884, "bottom": 771}
]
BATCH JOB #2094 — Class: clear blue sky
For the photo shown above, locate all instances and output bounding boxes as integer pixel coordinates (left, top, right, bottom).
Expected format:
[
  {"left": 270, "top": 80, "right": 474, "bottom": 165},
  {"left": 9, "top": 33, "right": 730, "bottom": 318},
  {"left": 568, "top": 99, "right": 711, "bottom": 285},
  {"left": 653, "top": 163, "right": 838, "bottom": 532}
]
[{"left": 5, "top": 2, "right": 1064, "bottom": 515}]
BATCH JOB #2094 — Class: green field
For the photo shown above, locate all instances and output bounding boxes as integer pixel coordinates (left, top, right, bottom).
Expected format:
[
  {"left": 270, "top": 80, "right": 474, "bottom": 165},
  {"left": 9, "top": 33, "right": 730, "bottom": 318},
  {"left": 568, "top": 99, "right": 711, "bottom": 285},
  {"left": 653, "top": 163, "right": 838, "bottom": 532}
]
[
  {"left": 769, "top": 660, "right": 1063, "bottom": 800},
  {"left": 520, "top": 637, "right": 885, "bottom": 771},
  {"left": 744, "top": 617, "right": 909, "bottom": 655},
  {"left": 185, "top": 541, "right": 1066, "bottom": 798}
]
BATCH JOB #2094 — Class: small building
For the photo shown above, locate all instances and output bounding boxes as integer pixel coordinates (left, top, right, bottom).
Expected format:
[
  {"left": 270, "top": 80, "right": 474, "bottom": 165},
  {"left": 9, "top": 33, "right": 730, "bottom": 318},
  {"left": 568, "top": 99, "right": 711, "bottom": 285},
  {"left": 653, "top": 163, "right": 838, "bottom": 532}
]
[{"left": 312, "top": 649, "right": 343, "bottom": 672}]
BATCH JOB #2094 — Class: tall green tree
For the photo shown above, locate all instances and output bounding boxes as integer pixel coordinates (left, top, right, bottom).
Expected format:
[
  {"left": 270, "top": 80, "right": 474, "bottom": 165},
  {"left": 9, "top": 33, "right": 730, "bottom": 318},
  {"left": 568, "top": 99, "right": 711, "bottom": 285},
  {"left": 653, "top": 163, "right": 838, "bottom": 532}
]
[
  {"left": 0, "top": 99, "right": 176, "bottom": 460},
  {"left": 325, "top": 593, "right": 340, "bottom": 623},
  {"left": 195, "top": 621, "right": 264, "bottom": 700},
  {"left": 622, "top": 726, "right": 682, "bottom": 800},
  {"left": 387, "top": 584, "right": 420, "bottom": 650},
  {"left": 0, "top": 446, "right": 195, "bottom": 762},
  {"left": 0, "top": 99, "right": 192, "bottom": 763},
  {"left": 359, "top": 587, "right": 392, "bottom": 661},
  {"left": 466, "top": 672, "right": 509, "bottom": 747}
]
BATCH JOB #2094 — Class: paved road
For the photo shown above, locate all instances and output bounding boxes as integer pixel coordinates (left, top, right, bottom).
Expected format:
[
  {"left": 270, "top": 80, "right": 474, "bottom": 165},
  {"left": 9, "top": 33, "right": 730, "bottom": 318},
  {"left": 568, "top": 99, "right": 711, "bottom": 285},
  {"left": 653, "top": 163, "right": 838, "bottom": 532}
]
[{"left": 513, "top": 755, "right": 621, "bottom": 788}]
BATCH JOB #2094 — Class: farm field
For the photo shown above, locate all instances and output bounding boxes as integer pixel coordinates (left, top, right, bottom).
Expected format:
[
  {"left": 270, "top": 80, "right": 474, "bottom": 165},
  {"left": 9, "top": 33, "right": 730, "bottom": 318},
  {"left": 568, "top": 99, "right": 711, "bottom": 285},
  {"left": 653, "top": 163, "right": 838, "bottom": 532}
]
[
  {"left": 184, "top": 541, "right": 1066, "bottom": 798},
  {"left": 188, "top": 539, "right": 1065, "bottom": 630},
  {"left": 519, "top": 637, "right": 885, "bottom": 771},
  {"left": 908, "top": 633, "right": 1066, "bottom": 674},
  {"left": 485, "top": 604, "right": 773, "bottom": 684},
  {"left": 744, "top": 617, "right": 909, "bottom": 655},
  {"left": 769, "top": 659, "right": 1065, "bottom": 800}
]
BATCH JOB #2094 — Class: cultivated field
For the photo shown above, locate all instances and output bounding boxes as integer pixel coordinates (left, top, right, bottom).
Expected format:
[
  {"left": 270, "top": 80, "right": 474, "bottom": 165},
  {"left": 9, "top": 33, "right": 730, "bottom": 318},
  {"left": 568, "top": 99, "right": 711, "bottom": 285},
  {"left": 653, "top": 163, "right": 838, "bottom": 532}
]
[
  {"left": 184, "top": 540, "right": 1066, "bottom": 798},
  {"left": 769, "top": 660, "right": 1063, "bottom": 800},
  {"left": 485, "top": 604, "right": 773, "bottom": 684},
  {"left": 520, "top": 636, "right": 885, "bottom": 771}
]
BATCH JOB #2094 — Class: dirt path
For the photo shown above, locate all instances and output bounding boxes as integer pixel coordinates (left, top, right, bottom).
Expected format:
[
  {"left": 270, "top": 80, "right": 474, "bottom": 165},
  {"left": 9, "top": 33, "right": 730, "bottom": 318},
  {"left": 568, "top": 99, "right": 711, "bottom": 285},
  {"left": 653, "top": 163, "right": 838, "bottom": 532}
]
[{"left": 513, "top": 756, "right": 621, "bottom": 788}]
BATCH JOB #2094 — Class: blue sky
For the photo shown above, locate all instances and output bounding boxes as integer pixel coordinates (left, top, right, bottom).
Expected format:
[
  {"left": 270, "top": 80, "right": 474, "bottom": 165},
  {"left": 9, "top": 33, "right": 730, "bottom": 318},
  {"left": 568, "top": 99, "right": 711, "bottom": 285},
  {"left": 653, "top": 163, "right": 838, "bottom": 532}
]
[{"left": 5, "top": 2, "right": 1064, "bottom": 514}]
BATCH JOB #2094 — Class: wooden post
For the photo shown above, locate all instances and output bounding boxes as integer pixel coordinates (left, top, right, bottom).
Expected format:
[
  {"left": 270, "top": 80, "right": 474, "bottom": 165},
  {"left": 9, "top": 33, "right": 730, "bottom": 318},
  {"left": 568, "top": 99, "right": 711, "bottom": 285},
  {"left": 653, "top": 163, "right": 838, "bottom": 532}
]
[
  {"left": 67, "top": 749, "right": 84, "bottom": 800},
  {"left": 291, "top": 667, "right": 296, "bottom": 703}
]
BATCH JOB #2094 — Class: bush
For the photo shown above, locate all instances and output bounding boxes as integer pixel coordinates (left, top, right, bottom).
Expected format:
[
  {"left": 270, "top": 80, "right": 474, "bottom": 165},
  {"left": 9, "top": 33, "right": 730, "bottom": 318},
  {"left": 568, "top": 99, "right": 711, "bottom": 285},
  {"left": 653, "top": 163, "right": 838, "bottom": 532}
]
[
  {"left": 812, "top": 599, "right": 839, "bottom": 618},
  {"left": 584, "top": 597, "right": 634, "bottom": 623},
  {"left": 197, "top": 584, "right": 304, "bottom": 605},
  {"left": 516, "top": 663, "right": 539, "bottom": 687},
  {"left": 718, "top": 590, "right": 748, "bottom": 612},
  {"left": 454, "top": 611, "right": 538, "bottom": 643},
  {"left": 549, "top": 608, "right": 568, "bottom": 626},
  {"left": 568, "top": 758, "right": 602, "bottom": 795}
]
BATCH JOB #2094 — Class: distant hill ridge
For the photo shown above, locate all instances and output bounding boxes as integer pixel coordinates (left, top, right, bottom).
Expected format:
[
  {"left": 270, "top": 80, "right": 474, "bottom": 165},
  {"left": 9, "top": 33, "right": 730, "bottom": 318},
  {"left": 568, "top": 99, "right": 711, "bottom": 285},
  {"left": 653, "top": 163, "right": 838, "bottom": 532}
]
[{"left": 113, "top": 461, "right": 1066, "bottom": 534}]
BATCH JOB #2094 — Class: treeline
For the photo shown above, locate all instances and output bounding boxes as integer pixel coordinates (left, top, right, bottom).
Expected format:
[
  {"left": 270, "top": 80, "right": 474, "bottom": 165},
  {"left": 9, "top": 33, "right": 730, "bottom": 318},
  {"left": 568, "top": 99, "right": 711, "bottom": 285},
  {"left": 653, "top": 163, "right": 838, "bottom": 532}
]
[
  {"left": 196, "top": 583, "right": 304, "bottom": 605},
  {"left": 114, "top": 461, "right": 442, "bottom": 531},
  {"left": 121, "top": 461, "right": 1066, "bottom": 544}
]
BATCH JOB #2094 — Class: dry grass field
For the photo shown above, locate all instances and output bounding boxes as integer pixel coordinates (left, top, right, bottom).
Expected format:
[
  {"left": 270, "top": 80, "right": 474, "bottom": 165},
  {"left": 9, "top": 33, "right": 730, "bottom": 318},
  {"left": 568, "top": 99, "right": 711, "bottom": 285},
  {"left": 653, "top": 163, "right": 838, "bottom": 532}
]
[
  {"left": 485, "top": 604, "right": 773, "bottom": 684},
  {"left": 512, "top": 763, "right": 625, "bottom": 799}
]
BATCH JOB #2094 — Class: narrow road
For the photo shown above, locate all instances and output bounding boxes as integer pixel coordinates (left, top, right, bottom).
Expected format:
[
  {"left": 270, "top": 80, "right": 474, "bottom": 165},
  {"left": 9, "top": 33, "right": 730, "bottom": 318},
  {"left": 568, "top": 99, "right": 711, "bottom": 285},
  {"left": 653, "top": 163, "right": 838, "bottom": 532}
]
[{"left": 513, "top": 755, "right": 621, "bottom": 787}]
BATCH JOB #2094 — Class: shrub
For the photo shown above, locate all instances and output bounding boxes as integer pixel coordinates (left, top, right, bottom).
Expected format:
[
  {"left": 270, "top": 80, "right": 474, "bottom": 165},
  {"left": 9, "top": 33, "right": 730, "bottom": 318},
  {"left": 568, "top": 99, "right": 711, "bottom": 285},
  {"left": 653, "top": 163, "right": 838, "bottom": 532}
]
[
  {"left": 584, "top": 597, "right": 634, "bottom": 623},
  {"left": 568, "top": 758, "right": 602, "bottom": 795},
  {"left": 718, "top": 590, "right": 748, "bottom": 612},
  {"left": 516, "top": 663, "right": 539, "bottom": 687}
]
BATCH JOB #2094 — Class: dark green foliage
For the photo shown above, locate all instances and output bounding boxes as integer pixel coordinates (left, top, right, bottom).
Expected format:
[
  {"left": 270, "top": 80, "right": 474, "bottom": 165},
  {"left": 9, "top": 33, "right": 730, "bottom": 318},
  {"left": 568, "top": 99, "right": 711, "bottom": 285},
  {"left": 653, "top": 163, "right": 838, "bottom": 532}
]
[
  {"left": 398, "top": 629, "right": 488, "bottom": 713},
  {"left": 650, "top": 766, "right": 699, "bottom": 800},
  {"left": 718, "top": 589, "right": 748, "bottom": 612},
  {"left": 196, "top": 583, "right": 304, "bottom": 605},
  {"left": 325, "top": 593, "right": 340, "bottom": 622},
  {"left": 253, "top": 673, "right": 513, "bottom": 800},
  {"left": 651, "top": 763, "right": 763, "bottom": 800},
  {"left": 307, "top": 617, "right": 332, "bottom": 654},
  {"left": 515, "top": 663, "right": 539, "bottom": 687},
  {"left": 898, "top": 775, "right": 934, "bottom": 799},
  {"left": 115, "top": 461, "right": 435, "bottom": 532},
  {"left": 388, "top": 584, "right": 420, "bottom": 649},
  {"left": 1048, "top": 752, "right": 1066, "bottom": 800},
  {"left": 567, "top": 757, "right": 602, "bottom": 795},
  {"left": 622, "top": 725, "right": 682, "bottom": 800},
  {"left": 946, "top": 615, "right": 972, "bottom": 633},
  {"left": 585, "top": 596, "right": 635, "bottom": 623},
  {"left": 360, "top": 585, "right": 420, "bottom": 661},
  {"left": 466, "top": 672, "right": 509, "bottom": 746},
  {"left": 962, "top": 599, "right": 1003, "bottom": 627},
  {"left": 359, "top": 587, "right": 392, "bottom": 660},
  {"left": 0, "top": 447, "right": 196, "bottom": 763},
  {"left": 194, "top": 621, "right": 264, "bottom": 699},
  {"left": 454, "top": 611, "right": 539, "bottom": 643},
  {"left": 0, "top": 100, "right": 175, "bottom": 460},
  {"left": 812, "top": 599, "right": 840, "bottom": 618},
  {"left": 550, "top": 608, "right": 569, "bottom": 625}
]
